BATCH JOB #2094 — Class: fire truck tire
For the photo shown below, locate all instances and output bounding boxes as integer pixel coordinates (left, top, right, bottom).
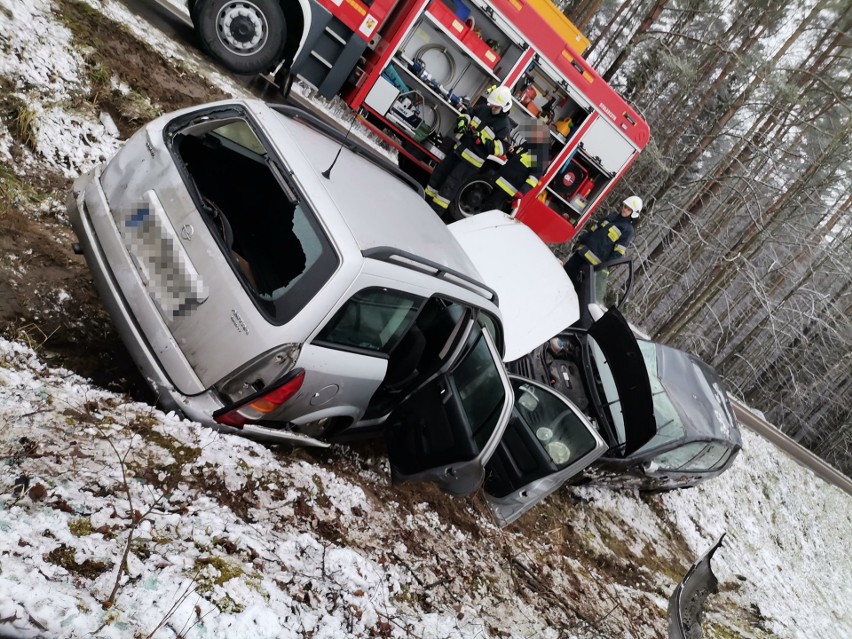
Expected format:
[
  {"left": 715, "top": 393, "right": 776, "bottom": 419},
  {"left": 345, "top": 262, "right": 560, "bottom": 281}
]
[
  {"left": 447, "top": 178, "right": 495, "bottom": 221},
  {"left": 196, "top": 0, "right": 287, "bottom": 74}
]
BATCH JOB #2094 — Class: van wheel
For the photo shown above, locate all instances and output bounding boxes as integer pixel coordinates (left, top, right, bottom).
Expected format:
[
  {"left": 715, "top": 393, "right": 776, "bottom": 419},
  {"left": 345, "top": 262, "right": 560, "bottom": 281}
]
[
  {"left": 196, "top": 0, "right": 287, "bottom": 74},
  {"left": 447, "top": 178, "right": 493, "bottom": 221}
]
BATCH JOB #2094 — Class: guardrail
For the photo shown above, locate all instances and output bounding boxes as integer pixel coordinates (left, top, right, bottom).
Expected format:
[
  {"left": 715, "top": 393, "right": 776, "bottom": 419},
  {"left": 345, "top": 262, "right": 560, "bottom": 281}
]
[{"left": 731, "top": 398, "right": 852, "bottom": 496}]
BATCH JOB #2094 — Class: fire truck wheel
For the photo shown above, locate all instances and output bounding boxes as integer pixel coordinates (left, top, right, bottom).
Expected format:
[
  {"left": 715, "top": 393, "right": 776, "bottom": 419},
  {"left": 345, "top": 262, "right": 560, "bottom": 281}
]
[
  {"left": 196, "top": 0, "right": 287, "bottom": 74},
  {"left": 448, "top": 178, "right": 494, "bottom": 221}
]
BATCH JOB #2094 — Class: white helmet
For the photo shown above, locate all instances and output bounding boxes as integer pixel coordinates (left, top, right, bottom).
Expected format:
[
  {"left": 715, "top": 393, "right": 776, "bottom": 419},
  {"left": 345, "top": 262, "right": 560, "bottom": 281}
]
[
  {"left": 486, "top": 85, "right": 513, "bottom": 112},
  {"left": 623, "top": 195, "right": 643, "bottom": 218}
]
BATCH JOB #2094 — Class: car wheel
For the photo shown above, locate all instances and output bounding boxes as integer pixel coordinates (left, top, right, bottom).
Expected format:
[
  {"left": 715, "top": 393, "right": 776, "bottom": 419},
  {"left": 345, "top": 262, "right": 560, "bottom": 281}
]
[
  {"left": 447, "top": 178, "right": 493, "bottom": 221},
  {"left": 196, "top": 0, "right": 286, "bottom": 74}
]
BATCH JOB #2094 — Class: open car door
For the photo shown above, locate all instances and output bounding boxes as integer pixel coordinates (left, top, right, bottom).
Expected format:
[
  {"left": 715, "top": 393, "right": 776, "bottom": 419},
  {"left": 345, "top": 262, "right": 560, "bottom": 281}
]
[
  {"left": 483, "top": 376, "right": 607, "bottom": 527},
  {"left": 384, "top": 322, "right": 514, "bottom": 497},
  {"left": 577, "top": 257, "right": 634, "bottom": 328}
]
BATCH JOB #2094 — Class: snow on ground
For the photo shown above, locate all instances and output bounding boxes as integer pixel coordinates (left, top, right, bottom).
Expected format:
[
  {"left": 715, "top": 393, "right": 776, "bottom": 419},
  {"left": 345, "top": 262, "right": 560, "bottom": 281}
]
[
  {"left": 1, "top": 338, "right": 851, "bottom": 639},
  {"left": 1, "top": 1, "right": 851, "bottom": 638},
  {"left": 0, "top": 0, "right": 123, "bottom": 177}
]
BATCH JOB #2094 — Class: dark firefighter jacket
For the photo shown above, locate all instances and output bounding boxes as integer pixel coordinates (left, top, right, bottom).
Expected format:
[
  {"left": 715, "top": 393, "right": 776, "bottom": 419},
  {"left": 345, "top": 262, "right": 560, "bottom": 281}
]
[
  {"left": 491, "top": 140, "right": 549, "bottom": 197},
  {"left": 574, "top": 213, "right": 634, "bottom": 265},
  {"left": 454, "top": 104, "right": 512, "bottom": 169}
]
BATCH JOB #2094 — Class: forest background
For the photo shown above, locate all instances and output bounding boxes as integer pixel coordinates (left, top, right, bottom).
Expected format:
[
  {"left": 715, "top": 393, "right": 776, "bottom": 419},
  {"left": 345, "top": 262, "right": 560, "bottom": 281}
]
[{"left": 554, "top": 0, "right": 851, "bottom": 473}]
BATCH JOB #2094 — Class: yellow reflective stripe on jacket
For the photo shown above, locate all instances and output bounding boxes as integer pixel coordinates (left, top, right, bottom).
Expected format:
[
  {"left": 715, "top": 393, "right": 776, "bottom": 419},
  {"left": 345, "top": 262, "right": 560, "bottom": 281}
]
[
  {"left": 461, "top": 148, "right": 485, "bottom": 167},
  {"left": 613, "top": 244, "right": 627, "bottom": 256},
  {"left": 579, "top": 247, "right": 602, "bottom": 266},
  {"left": 495, "top": 176, "right": 518, "bottom": 196},
  {"left": 525, "top": 175, "right": 539, "bottom": 188},
  {"left": 471, "top": 116, "right": 483, "bottom": 130},
  {"left": 607, "top": 226, "right": 622, "bottom": 242},
  {"left": 479, "top": 125, "right": 495, "bottom": 140},
  {"left": 520, "top": 152, "right": 533, "bottom": 168},
  {"left": 424, "top": 185, "right": 439, "bottom": 198},
  {"left": 492, "top": 138, "right": 505, "bottom": 156}
]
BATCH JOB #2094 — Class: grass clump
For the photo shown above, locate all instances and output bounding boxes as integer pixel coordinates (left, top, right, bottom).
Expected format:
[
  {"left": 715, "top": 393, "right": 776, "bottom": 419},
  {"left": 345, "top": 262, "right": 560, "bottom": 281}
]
[
  {"left": 44, "top": 544, "right": 111, "bottom": 579},
  {"left": 68, "top": 517, "right": 93, "bottom": 537},
  {"left": 1, "top": 94, "right": 38, "bottom": 152}
]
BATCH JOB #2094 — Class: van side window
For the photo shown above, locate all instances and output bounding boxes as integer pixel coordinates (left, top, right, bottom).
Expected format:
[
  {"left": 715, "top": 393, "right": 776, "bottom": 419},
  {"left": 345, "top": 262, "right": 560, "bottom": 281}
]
[{"left": 316, "top": 288, "right": 424, "bottom": 354}]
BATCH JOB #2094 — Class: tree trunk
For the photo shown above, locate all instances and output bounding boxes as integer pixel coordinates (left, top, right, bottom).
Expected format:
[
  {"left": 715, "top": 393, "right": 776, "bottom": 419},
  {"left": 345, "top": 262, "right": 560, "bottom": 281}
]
[{"left": 601, "top": 0, "right": 670, "bottom": 83}]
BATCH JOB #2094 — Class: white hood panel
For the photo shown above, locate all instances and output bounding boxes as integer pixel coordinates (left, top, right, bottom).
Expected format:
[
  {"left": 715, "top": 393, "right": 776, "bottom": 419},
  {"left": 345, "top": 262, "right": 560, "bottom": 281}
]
[{"left": 449, "top": 212, "right": 580, "bottom": 361}]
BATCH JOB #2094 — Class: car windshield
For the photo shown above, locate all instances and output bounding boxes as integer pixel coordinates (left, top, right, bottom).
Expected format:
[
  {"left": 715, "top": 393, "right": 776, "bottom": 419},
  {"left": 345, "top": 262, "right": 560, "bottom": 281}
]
[
  {"left": 512, "top": 379, "right": 598, "bottom": 467},
  {"left": 588, "top": 337, "right": 627, "bottom": 445},
  {"left": 454, "top": 327, "right": 508, "bottom": 450},
  {"left": 635, "top": 340, "right": 687, "bottom": 453},
  {"left": 652, "top": 441, "right": 732, "bottom": 472}
]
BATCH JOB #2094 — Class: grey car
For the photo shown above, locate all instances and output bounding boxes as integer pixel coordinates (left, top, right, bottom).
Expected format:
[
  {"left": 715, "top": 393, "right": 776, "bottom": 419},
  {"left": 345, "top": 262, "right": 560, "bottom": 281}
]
[
  {"left": 67, "top": 99, "right": 586, "bottom": 497},
  {"left": 501, "top": 260, "right": 742, "bottom": 497}
]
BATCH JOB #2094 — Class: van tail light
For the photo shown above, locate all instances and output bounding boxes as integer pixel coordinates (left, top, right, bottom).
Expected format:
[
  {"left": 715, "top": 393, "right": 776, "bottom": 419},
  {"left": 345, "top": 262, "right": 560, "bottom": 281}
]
[{"left": 213, "top": 369, "right": 306, "bottom": 428}]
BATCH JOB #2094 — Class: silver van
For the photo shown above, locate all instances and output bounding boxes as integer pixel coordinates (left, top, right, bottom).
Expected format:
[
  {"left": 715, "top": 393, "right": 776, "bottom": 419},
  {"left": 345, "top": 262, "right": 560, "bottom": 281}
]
[{"left": 68, "top": 100, "right": 597, "bottom": 499}]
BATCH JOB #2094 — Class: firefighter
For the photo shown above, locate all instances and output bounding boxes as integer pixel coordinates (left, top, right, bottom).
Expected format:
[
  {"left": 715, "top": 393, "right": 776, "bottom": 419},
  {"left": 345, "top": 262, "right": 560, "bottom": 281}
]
[
  {"left": 478, "top": 121, "right": 550, "bottom": 213},
  {"left": 563, "top": 195, "right": 643, "bottom": 291},
  {"left": 425, "top": 85, "right": 513, "bottom": 216}
]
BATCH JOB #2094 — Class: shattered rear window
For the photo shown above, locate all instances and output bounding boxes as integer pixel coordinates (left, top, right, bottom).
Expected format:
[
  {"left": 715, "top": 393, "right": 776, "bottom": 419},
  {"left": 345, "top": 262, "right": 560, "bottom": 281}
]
[{"left": 169, "top": 109, "right": 339, "bottom": 324}]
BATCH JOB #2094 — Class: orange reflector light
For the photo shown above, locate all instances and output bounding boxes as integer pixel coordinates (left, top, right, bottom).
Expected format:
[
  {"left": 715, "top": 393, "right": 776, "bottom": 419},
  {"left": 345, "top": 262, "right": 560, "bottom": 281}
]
[{"left": 214, "top": 369, "right": 306, "bottom": 428}]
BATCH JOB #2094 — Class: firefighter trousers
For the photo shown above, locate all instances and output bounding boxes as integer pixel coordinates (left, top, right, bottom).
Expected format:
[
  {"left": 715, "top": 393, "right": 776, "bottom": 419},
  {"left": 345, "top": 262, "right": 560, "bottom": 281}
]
[{"left": 425, "top": 153, "right": 479, "bottom": 215}]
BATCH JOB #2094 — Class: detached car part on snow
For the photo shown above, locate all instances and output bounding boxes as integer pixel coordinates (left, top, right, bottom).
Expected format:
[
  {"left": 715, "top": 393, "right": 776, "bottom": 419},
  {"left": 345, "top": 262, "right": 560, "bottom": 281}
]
[
  {"left": 668, "top": 534, "right": 727, "bottom": 639},
  {"left": 67, "top": 99, "right": 592, "bottom": 499}
]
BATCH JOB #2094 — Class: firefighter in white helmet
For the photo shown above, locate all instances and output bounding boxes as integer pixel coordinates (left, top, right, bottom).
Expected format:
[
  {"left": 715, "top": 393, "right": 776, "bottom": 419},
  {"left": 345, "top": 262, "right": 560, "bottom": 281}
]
[
  {"left": 425, "top": 85, "right": 513, "bottom": 216},
  {"left": 563, "top": 195, "right": 643, "bottom": 291}
]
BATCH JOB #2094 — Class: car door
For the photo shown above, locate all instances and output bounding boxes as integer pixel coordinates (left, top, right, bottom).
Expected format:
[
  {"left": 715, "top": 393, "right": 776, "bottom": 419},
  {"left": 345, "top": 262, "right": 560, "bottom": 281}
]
[
  {"left": 383, "top": 320, "right": 515, "bottom": 497},
  {"left": 283, "top": 287, "right": 427, "bottom": 427},
  {"left": 578, "top": 257, "right": 634, "bottom": 328},
  {"left": 482, "top": 376, "right": 607, "bottom": 527}
]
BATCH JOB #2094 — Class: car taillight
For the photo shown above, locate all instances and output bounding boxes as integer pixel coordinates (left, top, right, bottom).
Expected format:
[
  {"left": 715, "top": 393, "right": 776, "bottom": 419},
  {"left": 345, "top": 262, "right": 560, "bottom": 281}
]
[{"left": 213, "top": 369, "right": 305, "bottom": 428}]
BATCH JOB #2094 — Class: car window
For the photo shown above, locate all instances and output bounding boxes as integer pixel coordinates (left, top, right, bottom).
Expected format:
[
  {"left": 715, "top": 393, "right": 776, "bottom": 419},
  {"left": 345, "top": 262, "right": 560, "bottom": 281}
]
[
  {"left": 512, "top": 379, "right": 599, "bottom": 467},
  {"left": 588, "top": 338, "right": 626, "bottom": 443},
  {"left": 315, "top": 288, "right": 423, "bottom": 354},
  {"left": 591, "top": 260, "right": 630, "bottom": 308},
  {"left": 651, "top": 442, "right": 708, "bottom": 471},
  {"left": 634, "top": 340, "right": 687, "bottom": 454},
  {"left": 214, "top": 121, "right": 268, "bottom": 156},
  {"left": 171, "top": 111, "right": 340, "bottom": 325},
  {"left": 452, "top": 326, "right": 508, "bottom": 450}
]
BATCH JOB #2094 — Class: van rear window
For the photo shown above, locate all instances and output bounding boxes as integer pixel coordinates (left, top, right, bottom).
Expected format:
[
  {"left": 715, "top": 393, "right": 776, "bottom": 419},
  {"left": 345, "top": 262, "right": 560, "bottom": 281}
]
[{"left": 170, "top": 112, "right": 339, "bottom": 324}]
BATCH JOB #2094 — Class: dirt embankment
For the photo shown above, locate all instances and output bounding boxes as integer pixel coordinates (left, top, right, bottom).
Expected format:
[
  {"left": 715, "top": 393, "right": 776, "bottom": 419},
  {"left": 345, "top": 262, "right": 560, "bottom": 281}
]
[{"left": 0, "top": 0, "right": 231, "bottom": 396}]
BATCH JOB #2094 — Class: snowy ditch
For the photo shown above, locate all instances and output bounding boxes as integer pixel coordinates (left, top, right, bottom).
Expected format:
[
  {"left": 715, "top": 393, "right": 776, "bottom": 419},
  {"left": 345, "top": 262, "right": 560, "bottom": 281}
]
[{"left": 0, "top": 1, "right": 850, "bottom": 637}]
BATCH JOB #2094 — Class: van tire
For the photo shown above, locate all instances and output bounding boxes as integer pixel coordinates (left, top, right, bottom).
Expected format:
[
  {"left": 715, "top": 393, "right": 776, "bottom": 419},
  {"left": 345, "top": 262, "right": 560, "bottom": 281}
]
[{"left": 196, "top": 0, "right": 287, "bottom": 74}]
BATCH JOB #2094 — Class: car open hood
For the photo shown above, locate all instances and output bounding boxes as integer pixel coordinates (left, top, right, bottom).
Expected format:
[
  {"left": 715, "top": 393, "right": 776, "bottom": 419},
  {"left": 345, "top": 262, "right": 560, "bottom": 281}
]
[
  {"left": 449, "top": 212, "right": 579, "bottom": 362},
  {"left": 587, "top": 308, "right": 656, "bottom": 456}
]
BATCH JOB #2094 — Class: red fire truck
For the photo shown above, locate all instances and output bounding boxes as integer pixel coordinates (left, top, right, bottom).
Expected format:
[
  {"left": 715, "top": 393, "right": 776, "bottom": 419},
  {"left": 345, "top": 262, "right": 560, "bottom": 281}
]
[{"left": 188, "top": 0, "right": 649, "bottom": 242}]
